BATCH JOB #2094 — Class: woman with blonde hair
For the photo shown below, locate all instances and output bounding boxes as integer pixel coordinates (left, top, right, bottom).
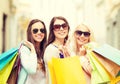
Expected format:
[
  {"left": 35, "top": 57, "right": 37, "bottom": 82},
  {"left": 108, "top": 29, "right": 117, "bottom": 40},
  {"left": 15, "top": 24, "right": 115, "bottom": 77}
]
[{"left": 70, "top": 24, "right": 96, "bottom": 84}]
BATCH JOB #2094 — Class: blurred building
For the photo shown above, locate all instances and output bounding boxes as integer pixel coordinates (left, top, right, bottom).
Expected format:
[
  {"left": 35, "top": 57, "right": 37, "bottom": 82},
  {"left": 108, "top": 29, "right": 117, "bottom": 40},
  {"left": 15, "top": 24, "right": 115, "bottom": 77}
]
[
  {"left": 106, "top": 0, "right": 120, "bottom": 49},
  {"left": 0, "top": 0, "right": 11, "bottom": 53},
  {"left": 0, "top": 0, "right": 31, "bottom": 53},
  {"left": 0, "top": 0, "right": 120, "bottom": 53}
]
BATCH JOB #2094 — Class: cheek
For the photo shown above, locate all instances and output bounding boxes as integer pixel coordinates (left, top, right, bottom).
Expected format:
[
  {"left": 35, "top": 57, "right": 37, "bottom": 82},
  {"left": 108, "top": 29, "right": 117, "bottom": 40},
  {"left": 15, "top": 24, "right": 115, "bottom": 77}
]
[
  {"left": 86, "top": 37, "right": 90, "bottom": 42},
  {"left": 32, "top": 34, "right": 36, "bottom": 40}
]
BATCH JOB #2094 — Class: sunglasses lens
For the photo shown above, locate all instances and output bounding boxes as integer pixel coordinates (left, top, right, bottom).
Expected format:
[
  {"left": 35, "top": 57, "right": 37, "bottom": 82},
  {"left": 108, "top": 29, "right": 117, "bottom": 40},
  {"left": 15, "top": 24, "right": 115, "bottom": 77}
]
[
  {"left": 84, "top": 32, "right": 90, "bottom": 37},
  {"left": 33, "top": 28, "right": 45, "bottom": 34},
  {"left": 53, "top": 23, "right": 68, "bottom": 31},
  {"left": 54, "top": 25, "right": 61, "bottom": 30},
  {"left": 62, "top": 23, "right": 68, "bottom": 28},
  {"left": 76, "top": 31, "right": 82, "bottom": 36},
  {"left": 33, "top": 29, "right": 38, "bottom": 34},
  {"left": 75, "top": 31, "right": 90, "bottom": 37},
  {"left": 40, "top": 29, "right": 45, "bottom": 33}
]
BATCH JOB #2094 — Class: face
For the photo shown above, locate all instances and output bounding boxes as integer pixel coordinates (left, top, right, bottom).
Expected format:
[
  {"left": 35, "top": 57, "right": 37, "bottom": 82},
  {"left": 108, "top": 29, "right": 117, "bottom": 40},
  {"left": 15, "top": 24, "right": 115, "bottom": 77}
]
[
  {"left": 53, "top": 19, "right": 68, "bottom": 40},
  {"left": 31, "top": 22, "right": 45, "bottom": 43},
  {"left": 74, "top": 25, "right": 90, "bottom": 46}
]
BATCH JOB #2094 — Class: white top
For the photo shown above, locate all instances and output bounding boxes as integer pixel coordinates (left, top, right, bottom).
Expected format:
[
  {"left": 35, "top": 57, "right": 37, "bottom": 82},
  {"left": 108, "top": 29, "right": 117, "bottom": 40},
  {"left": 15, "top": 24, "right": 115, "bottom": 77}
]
[
  {"left": 18, "top": 45, "right": 46, "bottom": 84},
  {"left": 44, "top": 44, "right": 60, "bottom": 84},
  {"left": 25, "top": 69, "right": 46, "bottom": 84}
]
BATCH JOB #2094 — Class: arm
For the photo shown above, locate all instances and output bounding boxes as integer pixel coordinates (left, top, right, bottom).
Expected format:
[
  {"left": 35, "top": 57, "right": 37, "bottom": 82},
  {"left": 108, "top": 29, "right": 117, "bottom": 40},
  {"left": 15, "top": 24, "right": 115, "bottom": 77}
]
[
  {"left": 44, "top": 45, "right": 59, "bottom": 84},
  {"left": 20, "top": 41, "right": 37, "bottom": 74}
]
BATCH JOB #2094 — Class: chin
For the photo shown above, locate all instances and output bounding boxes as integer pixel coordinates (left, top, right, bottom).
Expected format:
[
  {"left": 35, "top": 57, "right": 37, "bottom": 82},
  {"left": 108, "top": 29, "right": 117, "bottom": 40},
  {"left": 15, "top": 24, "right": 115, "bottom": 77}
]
[{"left": 36, "top": 40, "right": 43, "bottom": 43}]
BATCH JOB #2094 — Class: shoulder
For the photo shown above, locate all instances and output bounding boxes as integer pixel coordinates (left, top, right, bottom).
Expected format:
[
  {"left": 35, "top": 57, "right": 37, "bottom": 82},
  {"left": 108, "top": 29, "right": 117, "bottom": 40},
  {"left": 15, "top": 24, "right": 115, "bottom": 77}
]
[
  {"left": 45, "top": 44, "right": 57, "bottom": 52},
  {"left": 44, "top": 44, "right": 59, "bottom": 62},
  {"left": 19, "top": 45, "right": 31, "bottom": 54}
]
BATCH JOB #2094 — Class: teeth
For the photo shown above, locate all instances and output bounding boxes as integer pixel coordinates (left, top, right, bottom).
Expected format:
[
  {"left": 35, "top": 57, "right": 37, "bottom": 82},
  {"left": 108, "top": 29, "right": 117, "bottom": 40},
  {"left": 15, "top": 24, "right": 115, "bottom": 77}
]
[
  {"left": 59, "top": 32, "right": 65, "bottom": 35},
  {"left": 37, "top": 35, "right": 42, "bottom": 39},
  {"left": 78, "top": 38, "right": 85, "bottom": 42}
]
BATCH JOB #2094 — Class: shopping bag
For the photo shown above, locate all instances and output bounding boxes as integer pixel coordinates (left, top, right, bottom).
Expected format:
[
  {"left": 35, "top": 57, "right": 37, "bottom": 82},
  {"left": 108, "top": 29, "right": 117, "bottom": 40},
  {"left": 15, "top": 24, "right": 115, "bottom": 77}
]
[
  {"left": 116, "top": 71, "right": 120, "bottom": 77},
  {"left": 48, "top": 56, "right": 86, "bottom": 84},
  {"left": 93, "top": 44, "right": 120, "bottom": 77},
  {"left": 84, "top": 43, "right": 120, "bottom": 77},
  {"left": 93, "top": 44, "right": 120, "bottom": 65},
  {"left": 110, "top": 76, "right": 120, "bottom": 84},
  {"left": 7, "top": 44, "right": 22, "bottom": 84},
  {"left": 87, "top": 51, "right": 114, "bottom": 84},
  {"left": 0, "top": 52, "right": 18, "bottom": 84},
  {"left": 0, "top": 48, "right": 18, "bottom": 70},
  {"left": 7, "top": 53, "right": 21, "bottom": 84},
  {"left": 93, "top": 51, "right": 120, "bottom": 77},
  {"left": 48, "top": 60, "right": 57, "bottom": 84}
]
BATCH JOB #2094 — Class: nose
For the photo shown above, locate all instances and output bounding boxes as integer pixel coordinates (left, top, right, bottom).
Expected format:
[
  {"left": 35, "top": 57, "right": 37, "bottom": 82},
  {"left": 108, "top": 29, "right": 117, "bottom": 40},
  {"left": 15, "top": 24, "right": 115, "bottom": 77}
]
[
  {"left": 59, "top": 26, "right": 64, "bottom": 30},
  {"left": 80, "top": 33, "right": 84, "bottom": 37}
]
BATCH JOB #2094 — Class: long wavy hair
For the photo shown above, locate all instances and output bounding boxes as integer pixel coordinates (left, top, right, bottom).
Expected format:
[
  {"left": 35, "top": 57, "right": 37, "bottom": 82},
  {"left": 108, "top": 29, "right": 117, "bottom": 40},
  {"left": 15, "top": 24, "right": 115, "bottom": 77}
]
[
  {"left": 27, "top": 19, "right": 47, "bottom": 71},
  {"left": 47, "top": 16, "right": 70, "bottom": 46}
]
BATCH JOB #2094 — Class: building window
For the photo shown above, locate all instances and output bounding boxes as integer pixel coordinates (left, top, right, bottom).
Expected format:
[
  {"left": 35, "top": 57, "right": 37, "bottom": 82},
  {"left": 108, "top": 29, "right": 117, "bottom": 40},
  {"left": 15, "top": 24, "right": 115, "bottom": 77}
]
[{"left": 2, "top": 13, "right": 7, "bottom": 52}]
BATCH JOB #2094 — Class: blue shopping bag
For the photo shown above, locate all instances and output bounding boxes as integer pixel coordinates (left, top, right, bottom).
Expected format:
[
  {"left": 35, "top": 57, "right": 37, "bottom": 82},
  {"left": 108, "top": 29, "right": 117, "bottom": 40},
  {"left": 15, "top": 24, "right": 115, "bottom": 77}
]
[
  {"left": 0, "top": 53, "right": 18, "bottom": 83},
  {"left": 0, "top": 48, "right": 18, "bottom": 70}
]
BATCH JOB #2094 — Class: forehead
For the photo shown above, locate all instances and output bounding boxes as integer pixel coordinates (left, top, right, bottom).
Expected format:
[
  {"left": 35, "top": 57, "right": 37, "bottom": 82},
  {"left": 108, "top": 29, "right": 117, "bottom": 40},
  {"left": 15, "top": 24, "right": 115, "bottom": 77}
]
[
  {"left": 32, "top": 22, "right": 44, "bottom": 29},
  {"left": 76, "top": 25, "right": 90, "bottom": 32},
  {"left": 54, "top": 19, "right": 65, "bottom": 24}
]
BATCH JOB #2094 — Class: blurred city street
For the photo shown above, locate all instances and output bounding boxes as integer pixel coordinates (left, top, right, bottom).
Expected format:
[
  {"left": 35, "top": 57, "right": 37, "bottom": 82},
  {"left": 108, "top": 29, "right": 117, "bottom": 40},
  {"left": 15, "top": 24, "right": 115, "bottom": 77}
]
[{"left": 0, "top": 0, "right": 120, "bottom": 52}]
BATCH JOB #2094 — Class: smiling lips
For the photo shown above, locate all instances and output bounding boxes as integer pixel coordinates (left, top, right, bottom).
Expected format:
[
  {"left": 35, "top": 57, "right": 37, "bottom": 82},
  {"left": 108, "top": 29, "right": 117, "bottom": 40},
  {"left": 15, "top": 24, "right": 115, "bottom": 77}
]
[{"left": 36, "top": 34, "right": 44, "bottom": 39}]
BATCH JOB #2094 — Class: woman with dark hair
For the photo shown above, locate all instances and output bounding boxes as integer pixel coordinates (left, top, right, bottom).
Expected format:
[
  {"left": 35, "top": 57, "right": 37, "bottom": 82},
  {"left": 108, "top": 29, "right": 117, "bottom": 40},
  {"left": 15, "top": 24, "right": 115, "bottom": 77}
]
[
  {"left": 44, "top": 16, "right": 70, "bottom": 84},
  {"left": 18, "top": 19, "right": 47, "bottom": 84}
]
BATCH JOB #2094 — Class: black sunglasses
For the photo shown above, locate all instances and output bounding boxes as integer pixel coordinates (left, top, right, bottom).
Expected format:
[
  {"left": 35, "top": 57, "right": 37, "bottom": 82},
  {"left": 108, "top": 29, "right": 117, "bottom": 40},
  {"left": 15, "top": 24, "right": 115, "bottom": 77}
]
[
  {"left": 53, "top": 23, "right": 68, "bottom": 31},
  {"left": 32, "top": 28, "right": 46, "bottom": 34},
  {"left": 75, "top": 30, "right": 90, "bottom": 37}
]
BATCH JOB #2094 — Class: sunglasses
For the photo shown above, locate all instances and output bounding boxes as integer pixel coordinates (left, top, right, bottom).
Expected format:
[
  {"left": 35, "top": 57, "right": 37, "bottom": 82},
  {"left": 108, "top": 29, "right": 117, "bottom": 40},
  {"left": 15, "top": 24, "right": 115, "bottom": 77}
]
[
  {"left": 32, "top": 28, "right": 46, "bottom": 34},
  {"left": 75, "top": 30, "right": 90, "bottom": 37},
  {"left": 53, "top": 23, "right": 68, "bottom": 31}
]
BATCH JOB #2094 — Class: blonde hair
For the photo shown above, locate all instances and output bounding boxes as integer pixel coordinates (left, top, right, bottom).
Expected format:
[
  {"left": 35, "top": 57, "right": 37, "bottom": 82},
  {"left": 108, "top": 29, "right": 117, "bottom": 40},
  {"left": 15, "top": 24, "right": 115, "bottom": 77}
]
[{"left": 70, "top": 24, "right": 95, "bottom": 55}]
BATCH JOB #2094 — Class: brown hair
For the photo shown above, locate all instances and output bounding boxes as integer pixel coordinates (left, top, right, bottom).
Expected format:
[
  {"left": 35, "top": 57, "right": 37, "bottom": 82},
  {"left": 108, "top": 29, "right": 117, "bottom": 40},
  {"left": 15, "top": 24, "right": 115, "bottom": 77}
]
[
  {"left": 27, "top": 19, "right": 47, "bottom": 71},
  {"left": 47, "top": 16, "right": 70, "bottom": 46}
]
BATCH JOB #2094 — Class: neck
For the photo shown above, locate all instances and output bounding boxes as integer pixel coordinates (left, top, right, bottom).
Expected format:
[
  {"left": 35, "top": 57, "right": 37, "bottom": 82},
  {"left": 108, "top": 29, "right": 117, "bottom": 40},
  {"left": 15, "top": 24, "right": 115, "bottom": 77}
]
[
  {"left": 76, "top": 44, "right": 83, "bottom": 55},
  {"left": 53, "top": 38, "right": 64, "bottom": 47}
]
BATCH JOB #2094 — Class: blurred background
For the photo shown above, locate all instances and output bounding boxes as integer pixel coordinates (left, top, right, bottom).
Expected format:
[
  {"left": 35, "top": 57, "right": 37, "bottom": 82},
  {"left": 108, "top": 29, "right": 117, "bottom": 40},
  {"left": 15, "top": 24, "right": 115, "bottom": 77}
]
[{"left": 0, "top": 0, "right": 120, "bottom": 53}]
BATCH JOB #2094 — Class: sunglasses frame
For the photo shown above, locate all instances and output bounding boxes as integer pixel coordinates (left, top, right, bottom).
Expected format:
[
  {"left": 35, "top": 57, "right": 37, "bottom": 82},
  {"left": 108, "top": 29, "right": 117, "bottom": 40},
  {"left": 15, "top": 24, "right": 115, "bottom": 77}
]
[
  {"left": 75, "top": 30, "right": 90, "bottom": 37},
  {"left": 53, "top": 23, "right": 68, "bottom": 31},
  {"left": 32, "top": 28, "right": 46, "bottom": 34}
]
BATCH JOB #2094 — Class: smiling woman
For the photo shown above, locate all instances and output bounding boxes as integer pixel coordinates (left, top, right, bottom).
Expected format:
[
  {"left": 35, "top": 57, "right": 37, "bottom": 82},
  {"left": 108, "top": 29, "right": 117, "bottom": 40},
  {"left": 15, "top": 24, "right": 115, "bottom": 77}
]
[
  {"left": 70, "top": 24, "right": 95, "bottom": 84},
  {"left": 44, "top": 16, "right": 70, "bottom": 84},
  {"left": 17, "top": 19, "right": 47, "bottom": 84}
]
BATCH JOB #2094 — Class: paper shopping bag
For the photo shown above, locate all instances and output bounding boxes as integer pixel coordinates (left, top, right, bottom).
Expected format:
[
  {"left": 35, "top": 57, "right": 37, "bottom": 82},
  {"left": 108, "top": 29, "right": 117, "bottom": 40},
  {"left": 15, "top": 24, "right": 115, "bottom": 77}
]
[
  {"left": 110, "top": 76, "right": 120, "bottom": 84},
  {"left": 7, "top": 53, "right": 21, "bottom": 84},
  {"left": 88, "top": 52, "right": 114, "bottom": 84},
  {"left": 0, "top": 52, "right": 18, "bottom": 84},
  {"left": 93, "top": 44, "right": 120, "bottom": 65},
  {"left": 93, "top": 51, "right": 120, "bottom": 77},
  {"left": 0, "top": 48, "right": 18, "bottom": 70},
  {"left": 85, "top": 43, "right": 120, "bottom": 77},
  {"left": 48, "top": 60, "right": 57, "bottom": 84},
  {"left": 48, "top": 56, "right": 86, "bottom": 84}
]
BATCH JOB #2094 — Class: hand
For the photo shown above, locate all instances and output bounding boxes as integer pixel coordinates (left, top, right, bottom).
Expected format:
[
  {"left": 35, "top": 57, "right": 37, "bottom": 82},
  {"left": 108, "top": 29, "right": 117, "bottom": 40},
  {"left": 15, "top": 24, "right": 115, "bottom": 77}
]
[
  {"left": 79, "top": 46, "right": 86, "bottom": 56},
  {"left": 58, "top": 45, "right": 70, "bottom": 57},
  {"left": 80, "top": 56, "right": 92, "bottom": 75},
  {"left": 23, "top": 40, "right": 36, "bottom": 53}
]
